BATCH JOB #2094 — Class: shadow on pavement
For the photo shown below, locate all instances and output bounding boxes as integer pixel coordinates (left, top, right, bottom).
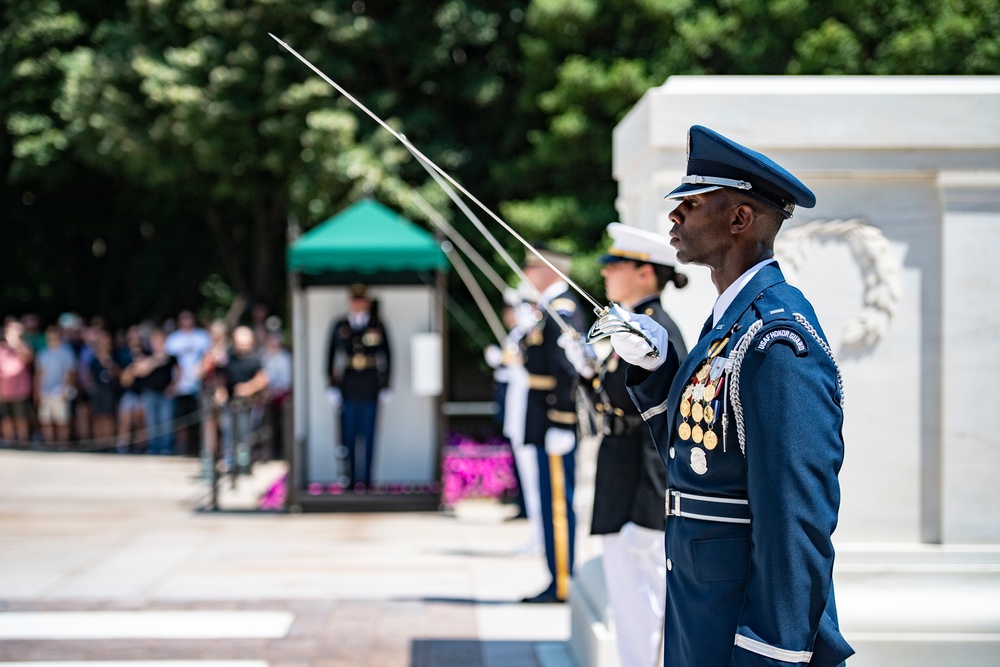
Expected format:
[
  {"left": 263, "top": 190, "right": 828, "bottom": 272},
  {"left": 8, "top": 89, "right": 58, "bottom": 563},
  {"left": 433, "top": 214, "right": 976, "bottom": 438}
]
[{"left": 411, "top": 638, "right": 542, "bottom": 667}]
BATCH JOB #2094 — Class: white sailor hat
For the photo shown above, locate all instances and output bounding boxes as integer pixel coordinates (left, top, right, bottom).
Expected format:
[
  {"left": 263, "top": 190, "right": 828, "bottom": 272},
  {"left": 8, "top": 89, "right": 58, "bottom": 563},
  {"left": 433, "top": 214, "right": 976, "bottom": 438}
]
[
  {"left": 599, "top": 222, "right": 677, "bottom": 267},
  {"left": 665, "top": 125, "right": 816, "bottom": 219}
]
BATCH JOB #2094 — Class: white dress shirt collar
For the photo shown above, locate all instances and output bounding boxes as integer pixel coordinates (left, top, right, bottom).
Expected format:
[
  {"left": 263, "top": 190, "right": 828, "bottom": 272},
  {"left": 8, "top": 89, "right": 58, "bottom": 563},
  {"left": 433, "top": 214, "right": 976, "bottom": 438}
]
[
  {"left": 712, "top": 258, "right": 776, "bottom": 327},
  {"left": 349, "top": 312, "right": 370, "bottom": 330}
]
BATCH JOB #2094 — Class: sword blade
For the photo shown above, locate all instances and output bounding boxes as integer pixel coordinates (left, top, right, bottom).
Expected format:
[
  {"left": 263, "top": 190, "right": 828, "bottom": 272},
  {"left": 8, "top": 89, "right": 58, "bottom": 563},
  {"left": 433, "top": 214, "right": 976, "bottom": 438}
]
[
  {"left": 269, "top": 33, "right": 603, "bottom": 312},
  {"left": 410, "top": 151, "right": 579, "bottom": 338}
]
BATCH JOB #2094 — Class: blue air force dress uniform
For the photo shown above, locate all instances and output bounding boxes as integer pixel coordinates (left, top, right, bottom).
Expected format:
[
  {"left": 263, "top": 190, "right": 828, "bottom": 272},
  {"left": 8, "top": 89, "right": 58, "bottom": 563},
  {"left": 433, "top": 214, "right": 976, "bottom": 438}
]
[
  {"left": 589, "top": 223, "right": 688, "bottom": 667},
  {"left": 522, "top": 251, "right": 588, "bottom": 603},
  {"left": 622, "top": 127, "right": 854, "bottom": 666}
]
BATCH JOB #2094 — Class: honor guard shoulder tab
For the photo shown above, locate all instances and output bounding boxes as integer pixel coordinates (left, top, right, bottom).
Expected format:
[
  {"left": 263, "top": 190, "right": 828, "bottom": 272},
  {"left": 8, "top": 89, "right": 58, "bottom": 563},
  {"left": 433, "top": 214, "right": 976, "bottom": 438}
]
[{"left": 751, "top": 293, "right": 809, "bottom": 357}]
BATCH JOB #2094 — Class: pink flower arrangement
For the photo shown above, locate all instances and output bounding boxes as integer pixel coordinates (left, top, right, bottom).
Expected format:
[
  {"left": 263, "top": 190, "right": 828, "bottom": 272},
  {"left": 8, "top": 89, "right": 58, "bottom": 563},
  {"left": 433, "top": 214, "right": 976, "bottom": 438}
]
[
  {"left": 256, "top": 435, "right": 515, "bottom": 509},
  {"left": 260, "top": 472, "right": 288, "bottom": 510},
  {"left": 440, "top": 434, "right": 518, "bottom": 506}
]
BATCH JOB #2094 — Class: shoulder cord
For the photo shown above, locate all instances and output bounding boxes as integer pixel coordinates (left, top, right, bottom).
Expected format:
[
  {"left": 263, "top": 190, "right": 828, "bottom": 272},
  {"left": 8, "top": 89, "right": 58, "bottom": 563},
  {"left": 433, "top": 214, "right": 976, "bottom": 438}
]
[
  {"left": 792, "top": 313, "right": 845, "bottom": 405},
  {"left": 725, "top": 313, "right": 845, "bottom": 457},
  {"left": 725, "top": 320, "right": 762, "bottom": 456}
]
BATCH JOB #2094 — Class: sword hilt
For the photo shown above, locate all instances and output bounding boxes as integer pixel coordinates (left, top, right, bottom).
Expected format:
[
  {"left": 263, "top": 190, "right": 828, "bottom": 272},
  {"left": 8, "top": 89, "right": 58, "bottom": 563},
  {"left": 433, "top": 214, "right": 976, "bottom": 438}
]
[{"left": 586, "top": 302, "right": 660, "bottom": 359}]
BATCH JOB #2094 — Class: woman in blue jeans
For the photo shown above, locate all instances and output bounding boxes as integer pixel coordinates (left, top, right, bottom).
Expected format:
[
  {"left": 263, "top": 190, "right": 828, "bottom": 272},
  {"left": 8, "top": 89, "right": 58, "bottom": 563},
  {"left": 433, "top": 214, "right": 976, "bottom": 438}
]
[{"left": 123, "top": 329, "right": 178, "bottom": 455}]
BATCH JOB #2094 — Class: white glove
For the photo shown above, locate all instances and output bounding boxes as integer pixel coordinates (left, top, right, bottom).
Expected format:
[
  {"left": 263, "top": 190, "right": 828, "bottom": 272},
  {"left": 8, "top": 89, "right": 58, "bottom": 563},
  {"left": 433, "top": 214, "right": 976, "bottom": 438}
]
[
  {"left": 484, "top": 345, "right": 503, "bottom": 369},
  {"left": 557, "top": 332, "right": 594, "bottom": 379},
  {"left": 325, "top": 386, "right": 342, "bottom": 408},
  {"left": 378, "top": 388, "right": 393, "bottom": 405},
  {"left": 514, "top": 302, "right": 538, "bottom": 331},
  {"left": 544, "top": 427, "right": 575, "bottom": 456},
  {"left": 607, "top": 312, "right": 668, "bottom": 371}
]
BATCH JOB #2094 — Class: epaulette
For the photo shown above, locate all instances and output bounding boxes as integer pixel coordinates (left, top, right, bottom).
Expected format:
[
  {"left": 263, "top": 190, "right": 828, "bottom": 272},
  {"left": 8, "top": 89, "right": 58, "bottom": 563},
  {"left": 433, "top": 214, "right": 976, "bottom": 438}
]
[{"left": 550, "top": 297, "right": 577, "bottom": 314}]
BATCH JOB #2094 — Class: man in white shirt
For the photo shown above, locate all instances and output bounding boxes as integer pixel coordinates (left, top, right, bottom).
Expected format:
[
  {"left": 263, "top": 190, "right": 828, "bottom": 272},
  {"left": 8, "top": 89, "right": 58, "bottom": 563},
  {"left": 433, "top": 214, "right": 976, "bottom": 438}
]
[{"left": 165, "top": 310, "right": 211, "bottom": 456}]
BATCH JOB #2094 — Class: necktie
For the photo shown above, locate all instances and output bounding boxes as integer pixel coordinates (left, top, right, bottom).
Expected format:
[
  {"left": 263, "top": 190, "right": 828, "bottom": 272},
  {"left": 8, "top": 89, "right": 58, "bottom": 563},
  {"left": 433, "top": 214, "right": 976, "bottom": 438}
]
[{"left": 698, "top": 314, "right": 714, "bottom": 341}]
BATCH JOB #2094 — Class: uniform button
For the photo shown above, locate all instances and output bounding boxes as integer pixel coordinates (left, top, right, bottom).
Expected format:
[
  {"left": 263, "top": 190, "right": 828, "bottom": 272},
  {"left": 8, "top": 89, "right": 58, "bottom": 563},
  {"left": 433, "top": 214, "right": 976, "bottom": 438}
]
[
  {"left": 666, "top": 558, "right": 673, "bottom": 571},
  {"left": 669, "top": 446, "right": 675, "bottom": 459}
]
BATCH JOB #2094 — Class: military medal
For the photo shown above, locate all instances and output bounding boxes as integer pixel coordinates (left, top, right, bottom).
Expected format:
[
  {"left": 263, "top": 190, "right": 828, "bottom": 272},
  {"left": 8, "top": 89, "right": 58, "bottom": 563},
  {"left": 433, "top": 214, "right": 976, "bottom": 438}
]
[
  {"left": 692, "top": 383, "right": 706, "bottom": 401},
  {"left": 709, "top": 355, "right": 727, "bottom": 381},
  {"left": 703, "top": 382, "right": 716, "bottom": 403},
  {"left": 680, "top": 342, "right": 730, "bottom": 453},
  {"left": 690, "top": 447, "right": 708, "bottom": 475},
  {"left": 703, "top": 429, "right": 718, "bottom": 450}
]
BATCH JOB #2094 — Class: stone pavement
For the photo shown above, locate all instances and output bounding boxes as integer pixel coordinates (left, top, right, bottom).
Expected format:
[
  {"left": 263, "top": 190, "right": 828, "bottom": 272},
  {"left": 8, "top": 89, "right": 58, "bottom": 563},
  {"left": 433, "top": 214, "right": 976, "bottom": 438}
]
[{"left": 0, "top": 450, "right": 588, "bottom": 667}]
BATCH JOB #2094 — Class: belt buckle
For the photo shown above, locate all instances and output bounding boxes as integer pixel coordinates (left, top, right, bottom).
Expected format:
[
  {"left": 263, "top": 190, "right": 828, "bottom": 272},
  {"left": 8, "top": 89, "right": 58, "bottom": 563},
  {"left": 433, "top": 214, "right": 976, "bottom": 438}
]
[{"left": 666, "top": 489, "right": 681, "bottom": 517}]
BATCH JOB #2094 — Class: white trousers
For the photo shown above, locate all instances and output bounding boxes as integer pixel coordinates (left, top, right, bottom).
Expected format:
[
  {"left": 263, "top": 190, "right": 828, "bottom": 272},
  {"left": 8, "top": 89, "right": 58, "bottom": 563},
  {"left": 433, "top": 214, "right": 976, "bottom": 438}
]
[
  {"left": 504, "top": 363, "right": 543, "bottom": 552},
  {"left": 602, "top": 523, "right": 667, "bottom": 667},
  {"left": 510, "top": 438, "right": 544, "bottom": 550}
]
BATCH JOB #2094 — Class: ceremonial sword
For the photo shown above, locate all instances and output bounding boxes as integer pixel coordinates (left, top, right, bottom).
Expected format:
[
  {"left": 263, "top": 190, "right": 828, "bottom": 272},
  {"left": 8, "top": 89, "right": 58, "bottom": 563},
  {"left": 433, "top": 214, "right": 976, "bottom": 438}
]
[
  {"left": 409, "top": 151, "right": 580, "bottom": 339},
  {"left": 268, "top": 33, "right": 656, "bottom": 355}
]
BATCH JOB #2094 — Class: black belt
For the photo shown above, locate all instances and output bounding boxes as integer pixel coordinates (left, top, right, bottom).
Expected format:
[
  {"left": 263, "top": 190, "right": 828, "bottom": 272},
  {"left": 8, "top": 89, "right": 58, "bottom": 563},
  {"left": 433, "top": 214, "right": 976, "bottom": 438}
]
[
  {"left": 665, "top": 489, "right": 751, "bottom": 524},
  {"left": 605, "top": 413, "right": 646, "bottom": 436}
]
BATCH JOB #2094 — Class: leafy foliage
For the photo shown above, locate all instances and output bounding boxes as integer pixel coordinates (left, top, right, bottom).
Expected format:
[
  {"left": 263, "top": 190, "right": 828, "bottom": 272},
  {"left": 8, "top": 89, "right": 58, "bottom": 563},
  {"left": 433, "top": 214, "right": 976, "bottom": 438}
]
[{"left": 2, "top": 0, "right": 996, "bottom": 353}]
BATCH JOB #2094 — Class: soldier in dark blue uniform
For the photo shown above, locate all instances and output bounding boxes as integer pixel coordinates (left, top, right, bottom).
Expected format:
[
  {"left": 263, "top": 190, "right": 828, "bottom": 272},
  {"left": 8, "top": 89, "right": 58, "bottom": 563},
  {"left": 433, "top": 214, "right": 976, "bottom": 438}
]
[
  {"left": 604, "top": 126, "right": 854, "bottom": 666},
  {"left": 588, "top": 223, "right": 688, "bottom": 667},
  {"left": 520, "top": 248, "right": 588, "bottom": 604},
  {"left": 326, "top": 284, "right": 391, "bottom": 490}
]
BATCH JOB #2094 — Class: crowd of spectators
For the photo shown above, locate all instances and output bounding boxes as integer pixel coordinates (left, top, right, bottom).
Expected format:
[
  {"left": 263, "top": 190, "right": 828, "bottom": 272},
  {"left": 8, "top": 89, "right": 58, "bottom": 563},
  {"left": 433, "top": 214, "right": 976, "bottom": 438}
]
[{"left": 0, "top": 309, "right": 293, "bottom": 468}]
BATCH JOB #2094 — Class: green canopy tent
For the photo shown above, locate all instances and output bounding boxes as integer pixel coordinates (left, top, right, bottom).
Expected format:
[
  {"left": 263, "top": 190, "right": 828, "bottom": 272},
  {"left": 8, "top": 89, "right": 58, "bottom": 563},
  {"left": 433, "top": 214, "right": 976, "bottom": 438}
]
[
  {"left": 286, "top": 199, "right": 449, "bottom": 511},
  {"left": 288, "top": 199, "right": 449, "bottom": 286}
]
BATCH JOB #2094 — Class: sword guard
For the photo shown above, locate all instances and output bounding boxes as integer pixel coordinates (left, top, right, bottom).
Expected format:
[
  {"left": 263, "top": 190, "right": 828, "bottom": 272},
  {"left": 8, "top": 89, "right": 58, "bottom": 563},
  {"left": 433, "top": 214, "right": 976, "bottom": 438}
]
[{"left": 586, "top": 302, "right": 660, "bottom": 359}]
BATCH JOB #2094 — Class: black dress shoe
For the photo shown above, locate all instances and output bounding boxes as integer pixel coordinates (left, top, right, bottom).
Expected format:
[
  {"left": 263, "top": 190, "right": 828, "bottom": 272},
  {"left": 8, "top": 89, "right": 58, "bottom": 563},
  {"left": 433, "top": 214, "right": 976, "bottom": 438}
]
[{"left": 520, "top": 590, "right": 565, "bottom": 604}]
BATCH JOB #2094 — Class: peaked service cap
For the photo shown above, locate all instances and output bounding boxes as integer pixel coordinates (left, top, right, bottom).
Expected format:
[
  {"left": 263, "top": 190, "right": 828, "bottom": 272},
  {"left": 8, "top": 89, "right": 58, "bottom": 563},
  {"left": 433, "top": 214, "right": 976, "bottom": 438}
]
[
  {"left": 599, "top": 222, "right": 677, "bottom": 267},
  {"left": 665, "top": 125, "right": 815, "bottom": 218}
]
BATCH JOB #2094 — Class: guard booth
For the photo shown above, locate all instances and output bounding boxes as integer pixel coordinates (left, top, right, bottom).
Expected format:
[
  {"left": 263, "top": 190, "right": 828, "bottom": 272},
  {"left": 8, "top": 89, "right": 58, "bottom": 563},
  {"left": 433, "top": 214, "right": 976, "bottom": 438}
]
[{"left": 285, "top": 199, "right": 449, "bottom": 511}]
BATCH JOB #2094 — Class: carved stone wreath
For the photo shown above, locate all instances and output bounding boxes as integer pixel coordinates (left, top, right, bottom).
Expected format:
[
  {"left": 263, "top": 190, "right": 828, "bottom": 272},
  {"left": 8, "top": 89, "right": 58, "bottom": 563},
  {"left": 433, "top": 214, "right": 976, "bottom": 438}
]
[{"left": 775, "top": 218, "right": 901, "bottom": 349}]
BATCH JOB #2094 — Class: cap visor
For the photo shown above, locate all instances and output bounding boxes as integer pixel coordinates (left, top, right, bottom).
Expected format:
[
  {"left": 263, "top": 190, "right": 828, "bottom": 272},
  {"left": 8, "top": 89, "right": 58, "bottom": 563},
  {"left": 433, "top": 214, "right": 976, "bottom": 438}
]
[{"left": 664, "top": 183, "right": 722, "bottom": 200}]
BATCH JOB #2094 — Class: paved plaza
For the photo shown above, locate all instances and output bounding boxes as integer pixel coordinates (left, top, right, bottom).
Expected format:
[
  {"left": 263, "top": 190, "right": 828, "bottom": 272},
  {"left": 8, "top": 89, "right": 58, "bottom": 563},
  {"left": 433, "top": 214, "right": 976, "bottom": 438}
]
[{"left": 0, "top": 450, "right": 578, "bottom": 667}]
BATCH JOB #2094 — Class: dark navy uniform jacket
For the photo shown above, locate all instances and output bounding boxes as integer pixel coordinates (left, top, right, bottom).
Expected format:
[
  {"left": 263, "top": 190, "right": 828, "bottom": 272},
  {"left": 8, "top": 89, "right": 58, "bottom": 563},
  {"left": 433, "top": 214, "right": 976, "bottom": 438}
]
[
  {"left": 590, "top": 295, "right": 685, "bottom": 535},
  {"left": 522, "top": 285, "right": 588, "bottom": 600},
  {"left": 627, "top": 263, "right": 854, "bottom": 667},
  {"left": 523, "top": 288, "right": 587, "bottom": 446},
  {"left": 326, "top": 316, "right": 391, "bottom": 402}
]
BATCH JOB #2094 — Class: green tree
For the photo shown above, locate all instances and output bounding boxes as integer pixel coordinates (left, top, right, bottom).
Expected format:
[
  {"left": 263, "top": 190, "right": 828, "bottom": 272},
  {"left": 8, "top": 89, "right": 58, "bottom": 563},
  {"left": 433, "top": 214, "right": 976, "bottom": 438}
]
[
  {"left": 3, "top": 0, "right": 997, "bottom": 338},
  {"left": 3, "top": 0, "right": 528, "bottom": 326},
  {"left": 497, "top": 0, "right": 1000, "bottom": 298}
]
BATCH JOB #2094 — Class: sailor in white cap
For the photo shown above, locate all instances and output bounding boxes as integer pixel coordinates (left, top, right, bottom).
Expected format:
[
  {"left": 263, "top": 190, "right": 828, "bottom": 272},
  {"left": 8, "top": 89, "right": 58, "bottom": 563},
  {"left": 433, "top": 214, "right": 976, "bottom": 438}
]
[{"left": 589, "top": 222, "right": 688, "bottom": 667}]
